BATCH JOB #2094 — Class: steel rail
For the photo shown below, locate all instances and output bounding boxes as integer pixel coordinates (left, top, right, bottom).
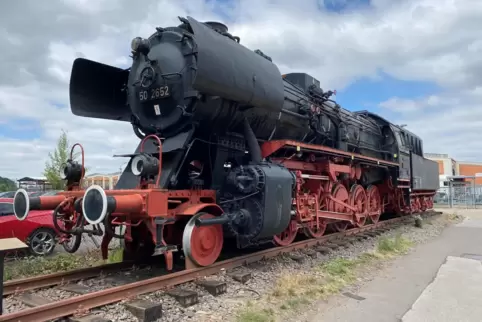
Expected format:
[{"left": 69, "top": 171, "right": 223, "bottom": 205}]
[
  {"left": 3, "top": 258, "right": 155, "bottom": 296},
  {"left": 0, "top": 212, "right": 440, "bottom": 322}
]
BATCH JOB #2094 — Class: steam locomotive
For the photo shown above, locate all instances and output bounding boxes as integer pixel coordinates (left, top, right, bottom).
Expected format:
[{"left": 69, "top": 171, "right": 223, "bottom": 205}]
[{"left": 12, "top": 16, "right": 438, "bottom": 270}]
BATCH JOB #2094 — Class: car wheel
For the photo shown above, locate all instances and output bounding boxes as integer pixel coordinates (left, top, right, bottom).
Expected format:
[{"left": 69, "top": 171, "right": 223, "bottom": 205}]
[{"left": 27, "top": 228, "right": 57, "bottom": 256}]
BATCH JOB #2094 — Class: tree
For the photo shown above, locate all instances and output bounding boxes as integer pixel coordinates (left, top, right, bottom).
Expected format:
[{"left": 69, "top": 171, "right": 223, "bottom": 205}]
[
  {"left": 0, "top": 176, "right": 16, "bottom": 192},
  {"left": 43, "top": 130, "right": 87, "bottom": 189}
]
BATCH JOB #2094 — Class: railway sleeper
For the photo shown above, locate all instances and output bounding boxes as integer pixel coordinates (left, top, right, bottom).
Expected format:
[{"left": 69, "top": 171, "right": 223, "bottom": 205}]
[
  {"left": 303, "top": 249, "right": 318, "bottom": 258},
  {"left": 68, "top": 315, "right": 112, "bottom": 322},
  {"left": 124, "top": 299, "right": 163, "bottom": 322},
  {"left": 324, "top": 243, "right": 340, "bottom": 249},
  {"left": 333, "top": 240, "right": 351, "bottom": 247},
  {"left": 197, "top": 280, "right": 228, "bottom": 296},
  {"left": 166, "top": 288, "right": 199, "bottom": 307},
  {"left": 315, "top": 246, "right": 332, "bottom": 254},
  {"left": 18, "top": 293, "right": 50, "bottom": 307},
  {"left": 288, "top": 253, "right": 306, "bottom": 262},
  {"left": 59, "top": 284, "right": 91, "bottom": 295},
  {"left": 228, "top": 271, "right": 252, "bottom": 284},
  {"left": 18, "top": 292, "right": 110, "bottom": 322}
]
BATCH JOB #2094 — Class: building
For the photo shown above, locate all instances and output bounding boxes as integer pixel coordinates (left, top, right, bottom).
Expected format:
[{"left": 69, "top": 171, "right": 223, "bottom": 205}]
[
  {"left": 424, "top": 153, "right": 457, "bottom": 187},
  {"left": 424, "top": 153, "right": 482, "bottom": 186},
  {"left": 457, "top": 161, "right": 482, "bottom": 185},
  {"left": 17, "top": 177, "right": 53, "bottom": 192},
  {"left": 82, "top": 172, "right": 121, "bottom": 190}
]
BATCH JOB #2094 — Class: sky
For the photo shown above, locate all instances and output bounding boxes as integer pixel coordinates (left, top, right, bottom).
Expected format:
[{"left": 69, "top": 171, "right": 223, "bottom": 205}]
[{"left": 0, "top": 0, "right": 481, "bottom": 180}]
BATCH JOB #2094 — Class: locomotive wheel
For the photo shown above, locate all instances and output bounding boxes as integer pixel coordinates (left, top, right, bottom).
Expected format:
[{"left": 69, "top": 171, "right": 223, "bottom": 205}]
[
  {"left": 273, "top": 220, "right": 298, "bottom": 246},
  {"left": 366, "top": 185, "right": 382, "bottom": 224},
  {"left": 420, "top": 197, "right": 427, "bottom": 212},
  {"left": 182, "top": 212, "right": 224, "bottom": 267},
  {"left": 332, "top": 221, "right": 349, "bottom": 232},
  {"left": 329, "top": 183, "right": 349, "bottom": 213},
  {"left": 304, "top": 188, "right": 328, "bottom": 238},
  {"left": 329, "top": 184, "right": 350, "bottom": 232},
  {"left": 349, "top": 184, "right": 367, "bottom": 227},
  {"left": 304, "top": 217, "right": 327, "bottom": 238},
  {"left": 426, "top": 197, "right": 434, "bottom": 210}
]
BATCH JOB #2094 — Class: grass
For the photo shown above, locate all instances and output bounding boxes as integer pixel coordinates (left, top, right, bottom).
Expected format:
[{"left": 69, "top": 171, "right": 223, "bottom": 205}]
[
  {"left": 377, "top": 234, "right": 413, "bottom": 255},
  {"left": 4, "top": 247, "right": 124, "bottom": 281},
  {"left": 237, "top": 307, "right": 275, "bottom": 322},
  {"left": 235, "top": 233, "right": 414, "bottom": 322}
]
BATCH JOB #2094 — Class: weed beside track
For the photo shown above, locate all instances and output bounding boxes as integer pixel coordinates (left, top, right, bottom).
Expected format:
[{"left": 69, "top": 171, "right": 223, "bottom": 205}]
[{"left": 4, "top": 247, "right": 124, "bottom": 282}]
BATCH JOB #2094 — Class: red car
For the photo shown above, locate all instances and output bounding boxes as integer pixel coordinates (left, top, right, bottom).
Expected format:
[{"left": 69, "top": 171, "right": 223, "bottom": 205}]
[{"left": 0, "top": 197, "right": 58, "bottom": 256}]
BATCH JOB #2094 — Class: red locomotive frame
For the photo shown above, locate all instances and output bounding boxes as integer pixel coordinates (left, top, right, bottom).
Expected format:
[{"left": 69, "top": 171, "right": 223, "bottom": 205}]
[{"left": 14, "top": 136, "right": 435, "bottom": 271}]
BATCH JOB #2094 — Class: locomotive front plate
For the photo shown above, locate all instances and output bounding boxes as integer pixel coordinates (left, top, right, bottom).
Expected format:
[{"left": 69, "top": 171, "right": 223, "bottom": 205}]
[{"left": 137, "top": 85, "right": 171, "bottom": 103}]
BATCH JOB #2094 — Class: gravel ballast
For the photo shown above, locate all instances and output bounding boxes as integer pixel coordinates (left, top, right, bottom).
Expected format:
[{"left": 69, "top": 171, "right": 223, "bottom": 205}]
[
  {"left": 100, "top": 213, "right": 462, "bottom": 322},
  {"left": 2, "top": 212, "right": 462, "bottom": 321}
]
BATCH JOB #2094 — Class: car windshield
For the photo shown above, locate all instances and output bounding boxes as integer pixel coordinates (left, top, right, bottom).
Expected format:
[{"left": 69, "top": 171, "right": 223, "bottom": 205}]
[
  {"left": 0, "top": 202, "right": 14, "bottom": 215},
  {"left": 0, "top": 191, "right": 15, "bottom": 198}
]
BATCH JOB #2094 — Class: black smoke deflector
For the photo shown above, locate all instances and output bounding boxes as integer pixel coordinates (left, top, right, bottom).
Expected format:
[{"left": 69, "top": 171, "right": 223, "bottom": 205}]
[{"left": 69, "top": 58, "right": 131, "bottom": 122}]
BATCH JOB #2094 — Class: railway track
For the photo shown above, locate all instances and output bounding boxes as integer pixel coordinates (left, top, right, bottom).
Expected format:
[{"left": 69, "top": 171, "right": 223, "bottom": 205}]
[
  {"left": 3, "top": 259, "right": 158, "bottom": 297},
  {"left": 1, "top": 211, "right": 440, "bottom": 322}
]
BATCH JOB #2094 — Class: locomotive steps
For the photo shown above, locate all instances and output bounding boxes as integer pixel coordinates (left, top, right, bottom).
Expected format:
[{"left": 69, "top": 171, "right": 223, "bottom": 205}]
[{"left": 0, "top": 211, "right": 461, "bottom": 322}]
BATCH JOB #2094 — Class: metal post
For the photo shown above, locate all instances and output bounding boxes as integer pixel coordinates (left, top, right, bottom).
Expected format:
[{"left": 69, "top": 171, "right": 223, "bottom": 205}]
[
  {"left": 0, "top": 250, "right": 4, "bottom": 315},
  {"left": 0, "top": 238, "right": 28, "bottom": 316},
  {"left": 449, "top": 181, "right": 453, "bottom": 208},
  {"left": 473, "top": 178, "right": 476, "bottom": 209}
]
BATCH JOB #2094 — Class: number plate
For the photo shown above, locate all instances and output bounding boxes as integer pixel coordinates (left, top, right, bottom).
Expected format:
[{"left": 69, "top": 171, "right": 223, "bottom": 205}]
[{"left": 138, "top": 85, "right": 171, "bottom": 102}]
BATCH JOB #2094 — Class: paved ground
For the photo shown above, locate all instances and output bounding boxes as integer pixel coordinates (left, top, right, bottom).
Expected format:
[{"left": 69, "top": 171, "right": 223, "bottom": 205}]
[
  {"left": 304, "top": 208, "right": 482, "bottom": 322},
  {"left": 402, "top": 256, "right": 482, "bottom": 322}
]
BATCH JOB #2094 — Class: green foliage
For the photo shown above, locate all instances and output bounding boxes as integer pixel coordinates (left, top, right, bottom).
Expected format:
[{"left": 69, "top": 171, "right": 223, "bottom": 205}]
[
  {"left": 43, "top": 130, "right": 87, "bottom": 189},
  {"left": 5, "top": 251, "right": 98, "bottom": 281},
  {"left": 236, "top": 308, "right": 275, "bottom": 322},
  {"left": 107, "top": 247, "right": 124, "bottom": 263},
  {"left": 0, "top": 176, "right": 16, "bottom": 192},
  {"left": 5, "top": 246, "right": 124, "bottom": 281},
  {"left": 377, "top": 233, "right": 413, "bottom": 254}
]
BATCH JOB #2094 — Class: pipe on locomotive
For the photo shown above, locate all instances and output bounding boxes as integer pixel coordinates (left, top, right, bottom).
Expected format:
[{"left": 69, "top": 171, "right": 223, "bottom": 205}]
[{"left": 13, "top": 145, "right": 86, "bottom": 221}]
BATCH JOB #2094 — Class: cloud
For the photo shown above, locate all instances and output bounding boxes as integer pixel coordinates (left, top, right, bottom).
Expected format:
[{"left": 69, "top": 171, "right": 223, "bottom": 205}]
[
  {"left": 0, "top": 0, "right": 481, "bottom": 179},
  {"left": 379, "top": 86, "right": 482, "bottom": 161}
]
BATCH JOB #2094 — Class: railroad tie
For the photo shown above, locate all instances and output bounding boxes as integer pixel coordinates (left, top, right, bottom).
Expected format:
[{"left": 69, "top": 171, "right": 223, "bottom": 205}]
[
  {"left": 228, "top": 271, "right": 252, "bottom": 284},
  {"left": 166, "top": 288, "right": 199, "bottom": 307},
  {"left": 288, "top": 253, "right": 305, "bottom": 263},
  {"left": 68, "top": 315, "right": 112, "bottom": 322},
  {"left": 124, "top": 299, "right": 163, "bottom": 322},
  {"left": 18, "top": 293, "right": 51, "bottom": 307},
  {"left": 197, "top": 280, "right": 228, "bottom": 296},
  {"left": 314, "top": 246, "right": 332, "bottom": 254}
]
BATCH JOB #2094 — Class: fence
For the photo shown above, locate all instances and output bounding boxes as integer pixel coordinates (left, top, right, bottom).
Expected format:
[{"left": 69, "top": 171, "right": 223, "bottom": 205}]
[{"left": 434, "top": 184, "right": 482, "bottom": 208}]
